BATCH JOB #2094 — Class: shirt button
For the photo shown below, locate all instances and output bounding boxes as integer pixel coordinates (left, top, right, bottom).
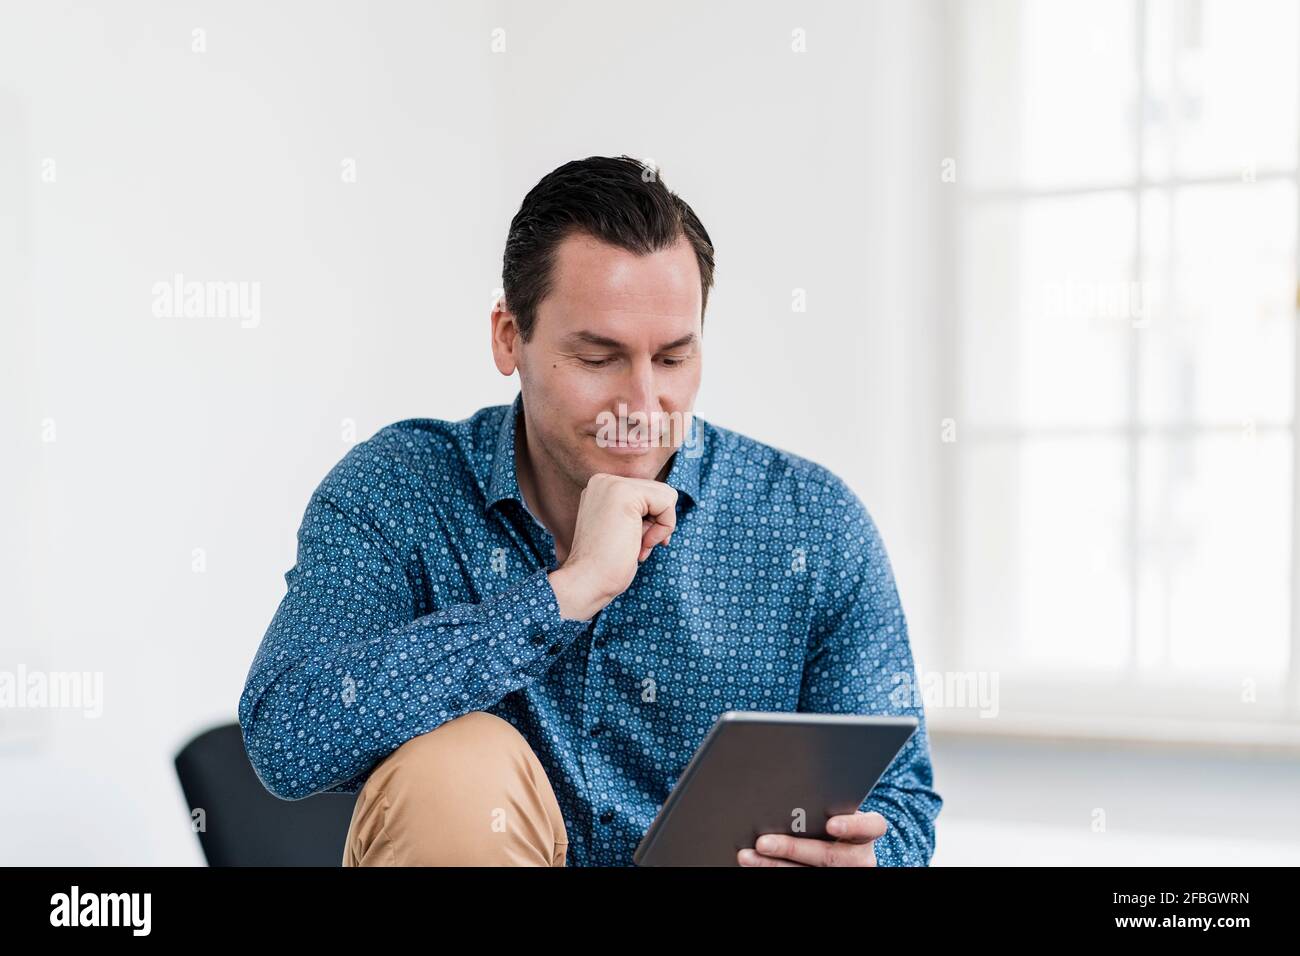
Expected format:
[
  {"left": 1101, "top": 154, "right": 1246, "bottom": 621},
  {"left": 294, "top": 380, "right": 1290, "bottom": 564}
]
[
  {"left": 599, "top": 810, "right": 614, "bottom": 825},
  {"left": 593, "top": 635, "right": 607, "bottom": 648},
  {"left": 589, "top": 722, "right": 603, "bottom": 737},
  {"left": 530, "top": 633, "right": 546, "bottom": 645},
  {"left": 547, "top": 643, "right": 562, "bottom": 655}
]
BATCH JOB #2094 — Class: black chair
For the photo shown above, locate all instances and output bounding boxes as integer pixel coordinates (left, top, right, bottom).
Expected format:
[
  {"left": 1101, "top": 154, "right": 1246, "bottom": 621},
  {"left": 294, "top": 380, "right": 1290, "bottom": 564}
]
[{"left": 174, "top": 722, "right": 359, "bottom": 866}]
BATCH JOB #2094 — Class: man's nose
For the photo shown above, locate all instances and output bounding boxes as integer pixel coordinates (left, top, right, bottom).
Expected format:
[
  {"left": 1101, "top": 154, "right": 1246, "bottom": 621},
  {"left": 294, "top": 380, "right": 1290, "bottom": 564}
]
[{"left": 621, "top": 360, "right": 660, "bottom": 418}]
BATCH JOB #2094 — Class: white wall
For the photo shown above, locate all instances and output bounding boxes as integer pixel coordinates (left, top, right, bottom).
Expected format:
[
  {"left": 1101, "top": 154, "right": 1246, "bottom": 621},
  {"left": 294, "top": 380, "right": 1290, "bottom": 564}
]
[{"left": 0, "top": 0, "right": 948, "bottom": 864}]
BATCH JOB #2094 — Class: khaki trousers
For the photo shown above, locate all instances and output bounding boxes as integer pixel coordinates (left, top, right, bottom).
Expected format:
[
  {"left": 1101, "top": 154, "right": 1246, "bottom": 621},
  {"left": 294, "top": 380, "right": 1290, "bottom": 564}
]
[{"left": 341, "top": 710, "right": 569, "bottom": 866}]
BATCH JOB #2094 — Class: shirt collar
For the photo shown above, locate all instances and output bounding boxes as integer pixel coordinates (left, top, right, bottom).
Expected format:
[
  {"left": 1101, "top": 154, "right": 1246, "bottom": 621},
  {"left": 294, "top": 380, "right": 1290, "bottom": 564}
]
[{"left": 486, "top": 391, "right": 704, "bottom": 514}]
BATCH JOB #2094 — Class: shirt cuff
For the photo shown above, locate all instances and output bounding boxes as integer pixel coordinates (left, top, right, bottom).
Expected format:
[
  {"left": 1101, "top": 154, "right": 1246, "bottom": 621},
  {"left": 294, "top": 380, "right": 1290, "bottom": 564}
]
[{"left": 522, "top": 566, "right": 593, "bottom": 635}]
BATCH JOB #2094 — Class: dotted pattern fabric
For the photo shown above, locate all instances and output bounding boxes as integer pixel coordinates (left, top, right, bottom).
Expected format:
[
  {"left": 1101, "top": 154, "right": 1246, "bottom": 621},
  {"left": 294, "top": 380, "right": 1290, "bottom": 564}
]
[{"left": 238, "top": 391, "right": 942, "bottom": 866}]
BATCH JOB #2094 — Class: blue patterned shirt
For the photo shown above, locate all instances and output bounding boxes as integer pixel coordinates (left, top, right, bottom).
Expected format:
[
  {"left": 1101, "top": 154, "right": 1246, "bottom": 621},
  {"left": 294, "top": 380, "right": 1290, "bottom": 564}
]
[{"left": 238, "top": 391, "right": 942, "bottom": 866}]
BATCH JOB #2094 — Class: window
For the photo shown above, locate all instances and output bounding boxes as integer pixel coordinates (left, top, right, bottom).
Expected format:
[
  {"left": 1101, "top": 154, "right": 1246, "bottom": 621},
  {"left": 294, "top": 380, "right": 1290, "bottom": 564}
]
[{"left": 950, "top": 0, "right": 1299, "bottom": 733}]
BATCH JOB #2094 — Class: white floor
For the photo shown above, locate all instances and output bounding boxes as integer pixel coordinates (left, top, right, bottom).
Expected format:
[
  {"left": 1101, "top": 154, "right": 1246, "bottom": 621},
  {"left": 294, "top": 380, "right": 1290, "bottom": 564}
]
[
  {"left": 928, "top": 734, "right": 1300, "bottom": 866},
  {"left": 4, "top": 726, "right": 1299, "bottom": 866},
  {"left": 934, "top": 817, "right": 1300, "bottom": 866}
]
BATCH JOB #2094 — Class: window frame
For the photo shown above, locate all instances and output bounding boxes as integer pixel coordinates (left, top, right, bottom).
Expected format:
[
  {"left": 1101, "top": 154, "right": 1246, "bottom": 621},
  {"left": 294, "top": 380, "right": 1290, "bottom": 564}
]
[{"left": 939, "top": 0, "right": 1300, "bottom": 742}]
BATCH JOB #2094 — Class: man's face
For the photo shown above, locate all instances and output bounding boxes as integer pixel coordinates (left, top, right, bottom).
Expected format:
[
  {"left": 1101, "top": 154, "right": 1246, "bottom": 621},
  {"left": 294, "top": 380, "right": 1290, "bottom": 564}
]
[{"left": 495, "top": 231, "right": 704, "bottom": 491}]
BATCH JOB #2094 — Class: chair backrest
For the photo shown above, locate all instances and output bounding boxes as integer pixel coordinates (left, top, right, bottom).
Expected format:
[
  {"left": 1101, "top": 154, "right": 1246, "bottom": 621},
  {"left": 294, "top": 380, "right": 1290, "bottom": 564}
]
[{"left": 174, "top": 723, "right": 359, "bottom": 866}]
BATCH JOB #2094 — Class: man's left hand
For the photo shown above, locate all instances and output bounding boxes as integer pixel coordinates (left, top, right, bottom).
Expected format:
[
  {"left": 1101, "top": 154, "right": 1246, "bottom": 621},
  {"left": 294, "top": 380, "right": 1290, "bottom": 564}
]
[{"left": 737, "top": 810, "right": 888, "bottom": 866}]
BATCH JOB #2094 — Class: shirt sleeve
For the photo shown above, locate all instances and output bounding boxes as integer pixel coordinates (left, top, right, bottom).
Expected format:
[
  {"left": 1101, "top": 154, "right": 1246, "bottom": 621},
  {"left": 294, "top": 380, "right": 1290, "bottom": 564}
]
[
  {"left": 796, "top": 476, "right": 943, "bottom": 866},
  {"left": 237, "top": 480, "right": 590, "bottom": 801}
]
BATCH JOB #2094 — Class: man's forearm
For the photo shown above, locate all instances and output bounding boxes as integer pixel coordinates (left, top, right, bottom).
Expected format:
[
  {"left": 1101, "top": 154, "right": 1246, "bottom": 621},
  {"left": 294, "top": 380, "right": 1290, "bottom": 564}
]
[{"left": 239, "top": 567, "right": 586, "bottom": 800}]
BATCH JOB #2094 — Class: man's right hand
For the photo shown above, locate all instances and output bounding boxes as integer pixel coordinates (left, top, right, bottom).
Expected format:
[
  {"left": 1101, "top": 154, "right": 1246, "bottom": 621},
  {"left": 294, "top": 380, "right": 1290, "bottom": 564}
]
[{"left": 547, "top": 473, "right": 678, "bottom": 621}]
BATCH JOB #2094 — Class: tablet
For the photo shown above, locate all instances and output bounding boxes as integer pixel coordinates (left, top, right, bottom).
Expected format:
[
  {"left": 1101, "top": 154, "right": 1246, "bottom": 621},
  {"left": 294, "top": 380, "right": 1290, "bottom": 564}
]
[{"left": 632, "top": 710, "right": 918, "bottom": 866}]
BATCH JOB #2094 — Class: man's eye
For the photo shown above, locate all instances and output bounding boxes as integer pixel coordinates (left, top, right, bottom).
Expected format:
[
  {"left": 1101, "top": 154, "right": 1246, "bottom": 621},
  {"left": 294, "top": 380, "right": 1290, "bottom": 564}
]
[{"left": 579, "top": 356, "right": 614, "bottom": 368}]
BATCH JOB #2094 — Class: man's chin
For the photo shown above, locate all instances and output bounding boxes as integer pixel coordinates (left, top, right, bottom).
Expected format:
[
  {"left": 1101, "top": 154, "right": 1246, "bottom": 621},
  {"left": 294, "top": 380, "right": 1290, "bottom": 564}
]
[{"left": 587, "top": 447, "right": 671, "bottom": 481}]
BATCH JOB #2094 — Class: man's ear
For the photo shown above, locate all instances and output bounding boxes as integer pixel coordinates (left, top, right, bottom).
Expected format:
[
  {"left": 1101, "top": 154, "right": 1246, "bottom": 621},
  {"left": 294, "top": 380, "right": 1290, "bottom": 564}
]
[{"left": 490, "top": 301, "right": 521, "bottom": 376}]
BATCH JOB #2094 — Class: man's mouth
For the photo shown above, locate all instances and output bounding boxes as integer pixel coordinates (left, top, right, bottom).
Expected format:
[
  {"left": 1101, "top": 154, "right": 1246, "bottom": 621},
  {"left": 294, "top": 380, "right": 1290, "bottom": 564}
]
[{"left": 590, "top": 430, "right": 655, "bottom": 453}]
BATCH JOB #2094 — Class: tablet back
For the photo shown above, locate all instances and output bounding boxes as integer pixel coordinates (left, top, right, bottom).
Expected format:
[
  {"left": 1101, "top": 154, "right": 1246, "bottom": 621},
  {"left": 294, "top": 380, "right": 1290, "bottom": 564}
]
[{"left": 632, "top": 711, "right": 918, "bottom": 866}]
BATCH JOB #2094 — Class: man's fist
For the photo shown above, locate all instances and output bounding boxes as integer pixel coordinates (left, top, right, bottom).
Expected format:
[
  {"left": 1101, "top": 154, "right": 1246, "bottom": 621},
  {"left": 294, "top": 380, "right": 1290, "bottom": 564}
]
[{"left": 547, "top": 473, "right": 678, "bottom": 621}]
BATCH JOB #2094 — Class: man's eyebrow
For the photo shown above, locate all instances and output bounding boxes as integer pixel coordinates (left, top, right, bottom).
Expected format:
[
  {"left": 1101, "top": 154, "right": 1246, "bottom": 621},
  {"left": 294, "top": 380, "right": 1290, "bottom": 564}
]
[
  {"left": 657, "top": 332, "right": 698, "bottom": 351},
  {"left": 562, "top": 331, "right": 698, "bottom": 351}
]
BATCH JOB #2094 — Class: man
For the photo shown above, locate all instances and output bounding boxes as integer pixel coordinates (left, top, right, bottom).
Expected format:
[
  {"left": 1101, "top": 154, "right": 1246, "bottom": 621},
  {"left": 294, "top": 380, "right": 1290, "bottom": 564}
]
[{"left": 238, "top": 155, "right": 942, "bottom": 867}]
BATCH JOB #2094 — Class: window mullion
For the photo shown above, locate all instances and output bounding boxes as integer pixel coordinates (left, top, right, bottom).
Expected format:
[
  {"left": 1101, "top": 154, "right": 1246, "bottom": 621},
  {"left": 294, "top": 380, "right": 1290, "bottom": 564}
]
[{"left": 1128, "top": 0, "right": 1148, "bottom": 677}]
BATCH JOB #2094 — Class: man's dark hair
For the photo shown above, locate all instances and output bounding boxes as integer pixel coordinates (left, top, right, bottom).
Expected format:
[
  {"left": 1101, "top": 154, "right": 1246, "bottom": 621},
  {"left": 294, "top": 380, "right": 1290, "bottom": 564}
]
[{"left": 501, "top": 155, "right": 715, "bottom": 342}]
